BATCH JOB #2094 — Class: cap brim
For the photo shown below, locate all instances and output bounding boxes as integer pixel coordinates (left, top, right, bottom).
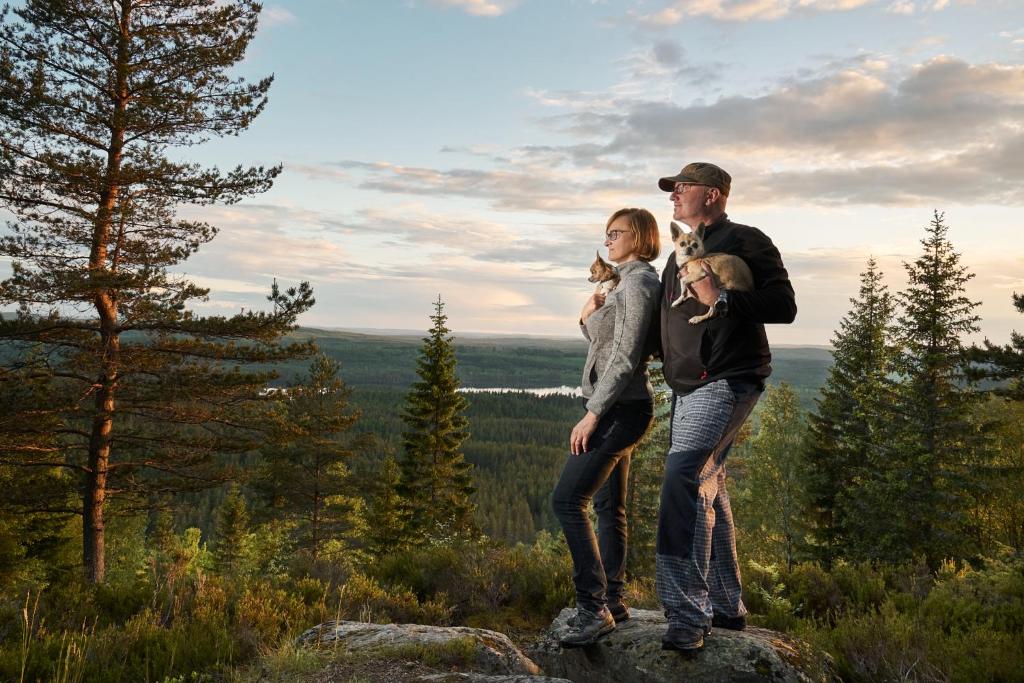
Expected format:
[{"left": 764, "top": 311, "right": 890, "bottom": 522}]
[{"left": 658, "top": 173, "right": 699, "bottom": 192}]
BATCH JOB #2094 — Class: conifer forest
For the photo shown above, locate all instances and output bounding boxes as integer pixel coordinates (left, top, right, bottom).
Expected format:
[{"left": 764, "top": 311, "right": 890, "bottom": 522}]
[{"left": 1, "top": 2, "right": 1022, "bottom": 682}]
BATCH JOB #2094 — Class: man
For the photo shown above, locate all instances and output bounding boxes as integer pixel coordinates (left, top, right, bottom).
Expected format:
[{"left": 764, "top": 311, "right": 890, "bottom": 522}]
[{"left": 655, "top": 162, "right": 796, "bottom": 652}]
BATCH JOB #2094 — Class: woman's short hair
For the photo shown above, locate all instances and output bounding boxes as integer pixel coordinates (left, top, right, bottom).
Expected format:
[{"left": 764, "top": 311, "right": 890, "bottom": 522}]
[{"left": 607, "top": 207, "right": 660, "bottom": 262}]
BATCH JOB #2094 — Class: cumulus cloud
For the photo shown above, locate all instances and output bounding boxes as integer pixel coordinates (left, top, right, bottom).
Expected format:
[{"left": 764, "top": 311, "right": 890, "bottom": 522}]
[{"left": 324, "top": 55, "right": 1024, "bottom": 209}]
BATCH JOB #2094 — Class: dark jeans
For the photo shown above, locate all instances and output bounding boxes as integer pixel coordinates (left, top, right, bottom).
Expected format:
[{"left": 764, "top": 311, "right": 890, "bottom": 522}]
[{"left": 552, "top": 398, "right": 654, "bottom": 613}]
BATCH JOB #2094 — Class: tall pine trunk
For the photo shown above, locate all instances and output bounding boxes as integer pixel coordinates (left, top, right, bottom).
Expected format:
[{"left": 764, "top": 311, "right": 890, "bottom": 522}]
[{"left": 81, "top": 5, "right": 131, "bottom": 583}]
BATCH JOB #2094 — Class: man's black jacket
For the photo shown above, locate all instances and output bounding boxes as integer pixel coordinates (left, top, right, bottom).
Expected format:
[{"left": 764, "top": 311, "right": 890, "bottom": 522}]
[{"left": 658, "top": 214, "right": 796, "bottom": 393}]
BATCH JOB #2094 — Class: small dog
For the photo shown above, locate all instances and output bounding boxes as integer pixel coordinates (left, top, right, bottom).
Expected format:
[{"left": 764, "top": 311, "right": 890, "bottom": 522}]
[
  {"left": 670, "top": 221, "right": 754, "bottom": 324},
  {"left": 588, "top": 252, "right": 619, "bottom": 297}
]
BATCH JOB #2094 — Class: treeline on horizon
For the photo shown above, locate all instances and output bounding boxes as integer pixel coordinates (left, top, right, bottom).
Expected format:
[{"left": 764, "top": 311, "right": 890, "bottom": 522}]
[{"left": 0, "top": 1, "right": 1022, "bottom": 681}]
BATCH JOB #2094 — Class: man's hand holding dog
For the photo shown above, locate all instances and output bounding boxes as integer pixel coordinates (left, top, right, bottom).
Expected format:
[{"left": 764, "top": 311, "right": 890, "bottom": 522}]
[
  {"left": 580, "top": 291, "right": 606, "bottom": 324},
  {"left": 689, "top": 264, "right": 721, "bottom": 307}
]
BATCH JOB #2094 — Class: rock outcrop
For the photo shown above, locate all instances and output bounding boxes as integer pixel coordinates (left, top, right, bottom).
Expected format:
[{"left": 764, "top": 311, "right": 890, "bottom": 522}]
[
  {"left": 297, "top": 612, "right": 836, "bottom": 683},
  {"left": 529, "top": 608, "right": 837, "bottom": 683},
  {"left": 414, "top": 676, "right": 572, "bottom": 683},
  {"left": 297, "top": 621, "right": 543, "bottom": 677}
]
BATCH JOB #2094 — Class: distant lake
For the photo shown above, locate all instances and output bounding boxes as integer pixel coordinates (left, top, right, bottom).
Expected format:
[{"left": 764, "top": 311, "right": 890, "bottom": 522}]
[{"left": 458, "top": 386, "right": 583, "bottom": 398}]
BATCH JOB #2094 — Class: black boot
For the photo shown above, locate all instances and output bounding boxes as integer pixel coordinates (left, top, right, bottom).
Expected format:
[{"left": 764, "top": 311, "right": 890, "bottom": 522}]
[{"left": 661, "top": 624, "right": 705, "bottom": 653}]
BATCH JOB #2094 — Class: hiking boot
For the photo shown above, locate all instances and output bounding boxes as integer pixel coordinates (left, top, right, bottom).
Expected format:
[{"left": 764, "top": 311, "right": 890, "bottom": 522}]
[
  {"left": 559, "top": 606, "right": 615, "bottom": 648},
  {"left": 608, "top": 600, "right": 631, "bottom": 623},
  {"left": 711, "top": 613, "right": 746, "bottom": 631},
  {"left": 661, "top": 625, "right": 705, "bottom": 653},
  {"left": 567, "top": 600, "right": 630, "bottom": 626}
]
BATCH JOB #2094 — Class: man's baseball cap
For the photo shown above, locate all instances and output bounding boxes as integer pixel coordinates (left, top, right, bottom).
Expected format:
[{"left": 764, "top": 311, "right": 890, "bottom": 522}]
[{"left": 658, "top": 162, "right": 731, "bottom": 196}]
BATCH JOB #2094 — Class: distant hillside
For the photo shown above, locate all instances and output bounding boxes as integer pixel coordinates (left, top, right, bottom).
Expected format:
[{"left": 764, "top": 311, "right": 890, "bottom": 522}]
[{"left": 282, "top": 326, "right": 833, "bottom": 401}]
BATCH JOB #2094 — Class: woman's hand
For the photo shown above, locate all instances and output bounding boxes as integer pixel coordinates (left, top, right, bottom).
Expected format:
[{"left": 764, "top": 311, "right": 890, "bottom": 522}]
[
  {"left": 580, "top": 291, "right": 606, "bottom": 324},
  {"left": 570, "top": 411, "right": 600, "bottom": 455}
]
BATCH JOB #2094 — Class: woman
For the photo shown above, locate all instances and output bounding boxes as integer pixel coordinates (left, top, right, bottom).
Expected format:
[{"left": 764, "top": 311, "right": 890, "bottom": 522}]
[{"left": 552, "top": 207, "right": 661, "bottom": 648}]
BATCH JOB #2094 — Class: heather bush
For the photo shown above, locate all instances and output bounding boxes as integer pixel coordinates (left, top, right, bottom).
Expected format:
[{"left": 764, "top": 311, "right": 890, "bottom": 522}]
[{"left": 743, "top": 553, "right": 1024, "bottom": 682}]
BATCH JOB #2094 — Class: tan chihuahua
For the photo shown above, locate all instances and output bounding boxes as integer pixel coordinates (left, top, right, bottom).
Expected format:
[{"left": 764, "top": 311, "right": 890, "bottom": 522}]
[
  {"left": 670, "top": 221, "right": 754, "bottom": 324},
  {"left": 588, "top": 252, "right": 619, "bottom": 297}
]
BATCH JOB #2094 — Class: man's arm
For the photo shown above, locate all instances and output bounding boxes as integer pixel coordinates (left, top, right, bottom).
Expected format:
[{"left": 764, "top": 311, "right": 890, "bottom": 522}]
[{"left": 728, "top": 228, "right": 796, "bottom": 324}]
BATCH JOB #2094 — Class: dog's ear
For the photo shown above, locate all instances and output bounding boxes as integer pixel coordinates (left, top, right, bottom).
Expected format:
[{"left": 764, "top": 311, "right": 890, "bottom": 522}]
[
  {"left": 695, "top": 222, "right": 706, "bottom": 240},
  {"left": 670, "top": 221, "right": 683, "bottom": 241}
]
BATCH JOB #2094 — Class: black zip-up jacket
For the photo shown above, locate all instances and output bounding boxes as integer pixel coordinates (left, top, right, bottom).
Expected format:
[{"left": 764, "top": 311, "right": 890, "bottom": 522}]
[{"left": 659, "top": 214, "right": 796, "bottom": 392}]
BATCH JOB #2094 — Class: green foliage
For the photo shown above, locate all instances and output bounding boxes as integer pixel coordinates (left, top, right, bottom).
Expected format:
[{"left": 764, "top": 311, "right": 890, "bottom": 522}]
[
  {"left": 882, "top": 211, "right": 987, "bottom": 566},
  {"left": 367, "top": 637, "right": 480, "bottom": 669},
  {"left": 0, "top": 0, "right": 314, "bottom": 583},
  {"left": 213, "top": 486, "right": 252, "bottom": 578},
  {"left": 802, "top": 257, "right": 897, "bottom": 565},
  {"left": 336, "top": 572, "right": 453, "bottom": 626},
  {"left": 625, "top": 366, "right": 670, "bottom": 579},
  {"left": 733, "top": 382, "right": 809, "bottom": 568},
  {"left": 741, "top": 553, "right": 1024, "bottom": 683},
  {"left": 363, "top": 455, "right": 413, "bottom": 555},
  {"left": 972, "top": 398, "right": 1024, "bottom": 550},
  {"left": 398, "top": 297, "right": 476, "bottom": 544},
  {"left": 370, "top": 533, "right": 574, "bottom": 633},
  {"left": 254, "top": 354, "right": 368, "bottom": 562},
  {"left": 968, "top": 292, "right": 1024, "bottom": 400}
]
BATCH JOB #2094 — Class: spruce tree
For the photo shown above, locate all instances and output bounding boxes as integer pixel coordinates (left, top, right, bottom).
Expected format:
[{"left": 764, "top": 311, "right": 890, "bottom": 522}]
[
  {"left": 885, "top": 211, "right": 985, "bottom": 565},
  {"left": 397, "top": 296, "right": 476, "bottom": 544},
  {"left": 802, "top": 257, "right": 897, "bottom": 565},
  {"left": 212, "top": 484, "right": 251, "bottom": 577},
  {"left": 364, "top": 454, "right": 411, "bottom": 556},
  {"left": 254, "top": 354, "right": 367, "bottom": 562},
  {"left": 0, "top": 0, "right": 314, "bottom": 583}
]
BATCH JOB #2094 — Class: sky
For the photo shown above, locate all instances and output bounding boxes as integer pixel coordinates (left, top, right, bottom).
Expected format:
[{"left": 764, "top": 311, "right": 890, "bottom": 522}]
[{"left": 9, "top": 0, "right": 1024, "bottom": 345}]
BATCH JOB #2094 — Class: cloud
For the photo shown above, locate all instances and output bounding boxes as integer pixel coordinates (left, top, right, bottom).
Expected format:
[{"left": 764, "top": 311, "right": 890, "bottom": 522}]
[
  {"left": 321, "top": 55, "right": 1024, "bottom": 209},
  {"left": 261, "top": 6, "right": 296, "bottom": 26},
  {"left": 326, "top": 159, "right": 646, "bottom": 213},
  {"left": 428, "top": 0, "right": 518, "bottom": 17},
  {"left": 632, "top": 0, "right": 963, "bottom": 24},
  {"left": 584, "top": 57, "right": 1024, "bottom": 161}
]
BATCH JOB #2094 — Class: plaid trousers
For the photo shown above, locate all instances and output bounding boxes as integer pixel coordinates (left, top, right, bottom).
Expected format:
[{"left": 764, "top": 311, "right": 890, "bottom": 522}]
[{"left": 655, "top": 379, "right": 762, "bottom": 629}]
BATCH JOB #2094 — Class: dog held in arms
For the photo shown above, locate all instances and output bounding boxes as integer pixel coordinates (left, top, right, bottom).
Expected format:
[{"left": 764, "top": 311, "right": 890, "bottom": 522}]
[
  {"left": 670, "top": 221, "right": 754, "bottom": 325},
  {"left": 588, "top": 251, "right": 620, "bottom": 297}
]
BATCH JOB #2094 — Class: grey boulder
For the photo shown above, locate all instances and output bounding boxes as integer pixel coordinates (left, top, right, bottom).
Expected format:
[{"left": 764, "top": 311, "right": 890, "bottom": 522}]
[
  {"left": 529, "top": 608, "right": 838, "bottom": 683},
  {"left": 297, "top": 620, "right": 542, "bottom": 677}
]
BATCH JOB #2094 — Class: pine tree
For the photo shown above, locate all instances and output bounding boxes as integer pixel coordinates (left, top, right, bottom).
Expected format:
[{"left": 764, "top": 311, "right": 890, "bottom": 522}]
[
  {"left": 885, "top": 211, "right": 985, "bottom": 565},
  {"left": 0, "top": 1, "right": 314, "bottom": 583},
  {"left": 802, "top": 257, "right": 897, "bottom": 565},
  {"left": 255, "top": 354, "right": 367, "bottom": 562},
  {"left": 733, "top": 382, "right": 808, "bottom": 569},
  {"left": 397, "top": 296, "right": 476, "bottom": 544}
]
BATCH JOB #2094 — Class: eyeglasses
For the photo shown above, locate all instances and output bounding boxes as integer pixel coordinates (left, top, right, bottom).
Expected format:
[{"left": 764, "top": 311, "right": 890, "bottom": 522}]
[
  {"left": 672, "top": 183, "right": 706, "bottom": 195},
  {"left": 605, "top": 229, "right": 628, "bottom": 241}
]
